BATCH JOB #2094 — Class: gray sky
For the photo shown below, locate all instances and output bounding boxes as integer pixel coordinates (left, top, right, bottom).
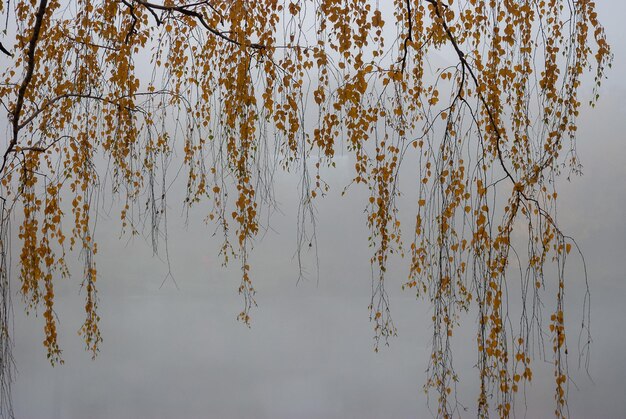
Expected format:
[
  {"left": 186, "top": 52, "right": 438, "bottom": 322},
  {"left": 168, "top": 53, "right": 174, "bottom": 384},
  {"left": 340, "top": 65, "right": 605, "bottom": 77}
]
[{"left": 10, "top": 3, "right": 626, "bottom": 418}]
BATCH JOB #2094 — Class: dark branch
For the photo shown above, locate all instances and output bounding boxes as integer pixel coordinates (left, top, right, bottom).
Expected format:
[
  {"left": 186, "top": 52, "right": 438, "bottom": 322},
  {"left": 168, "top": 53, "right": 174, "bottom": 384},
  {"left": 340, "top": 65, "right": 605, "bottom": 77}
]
[
  {"left": 131, "top": 0, "right": 265, "bottom": 50},
  {"left": 400, "top": 0, "right": 412, "bottom": 74},
  {"left": 0, "top": 42, "right": 11, "bottom": 57},
  {"left": 425, "top": 0, "right": 566, "bottom": 240},
  {"left": 425, "top": 0, "right": 516, "bottom": 185},
  {"left": 1, "top": 0, "right": 49, "bottom": 176}
]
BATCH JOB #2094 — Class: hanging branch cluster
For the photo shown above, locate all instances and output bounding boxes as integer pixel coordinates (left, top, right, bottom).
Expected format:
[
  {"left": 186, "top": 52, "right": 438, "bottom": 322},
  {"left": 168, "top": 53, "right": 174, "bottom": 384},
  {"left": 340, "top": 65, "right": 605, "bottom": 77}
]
[{"left": 0, "top": 0, "right": 611, "bottom": 417}]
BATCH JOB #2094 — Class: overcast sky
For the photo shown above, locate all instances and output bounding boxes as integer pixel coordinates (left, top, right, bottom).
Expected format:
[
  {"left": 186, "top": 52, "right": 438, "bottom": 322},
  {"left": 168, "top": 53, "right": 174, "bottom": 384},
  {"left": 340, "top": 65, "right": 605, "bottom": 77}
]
[{"left": 9, "top": 3, "right": 626, "bottom": 418}]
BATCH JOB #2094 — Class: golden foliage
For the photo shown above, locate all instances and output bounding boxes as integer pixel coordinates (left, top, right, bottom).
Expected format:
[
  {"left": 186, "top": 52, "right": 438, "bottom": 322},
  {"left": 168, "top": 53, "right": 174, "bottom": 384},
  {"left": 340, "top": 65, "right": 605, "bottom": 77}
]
[{"left": 0, "top": 0, "right": 611, "bottom": 416}]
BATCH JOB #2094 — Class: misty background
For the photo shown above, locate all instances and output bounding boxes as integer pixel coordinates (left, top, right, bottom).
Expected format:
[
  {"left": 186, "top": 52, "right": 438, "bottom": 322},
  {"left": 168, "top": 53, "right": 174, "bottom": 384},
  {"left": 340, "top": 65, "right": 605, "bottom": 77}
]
[{"left": 10, "top": 3, "right": 626, "bottom": 418}]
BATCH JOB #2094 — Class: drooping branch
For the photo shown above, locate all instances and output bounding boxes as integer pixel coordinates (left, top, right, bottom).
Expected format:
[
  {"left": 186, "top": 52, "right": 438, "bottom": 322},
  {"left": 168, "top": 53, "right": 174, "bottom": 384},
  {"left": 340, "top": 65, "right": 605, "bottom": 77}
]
[
  {"left": 425, "top": 0, "right": 517, "bottom": 186},
  {"left": 426, "top": 0, "right": 566, "bottom": 235}
]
